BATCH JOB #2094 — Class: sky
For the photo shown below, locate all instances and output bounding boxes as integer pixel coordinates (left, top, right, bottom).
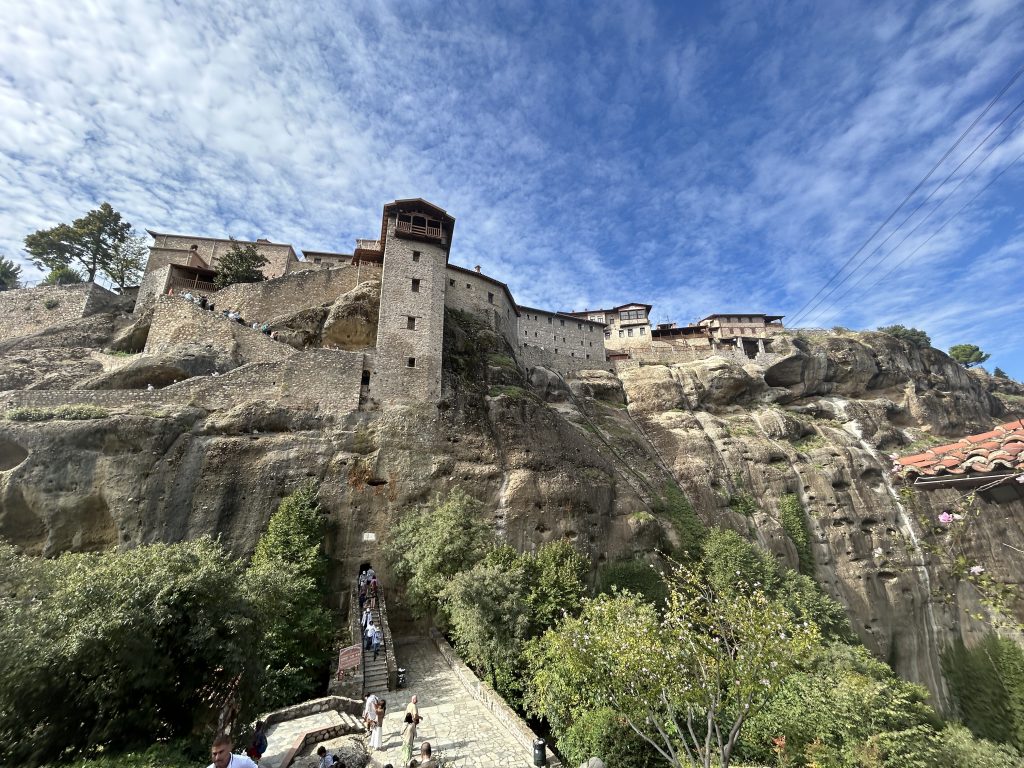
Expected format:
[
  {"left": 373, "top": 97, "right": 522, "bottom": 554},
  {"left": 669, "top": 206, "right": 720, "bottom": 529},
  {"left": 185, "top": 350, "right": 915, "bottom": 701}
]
[{"left": 2, "top": 0, "right": 1023, "bottom": 377}]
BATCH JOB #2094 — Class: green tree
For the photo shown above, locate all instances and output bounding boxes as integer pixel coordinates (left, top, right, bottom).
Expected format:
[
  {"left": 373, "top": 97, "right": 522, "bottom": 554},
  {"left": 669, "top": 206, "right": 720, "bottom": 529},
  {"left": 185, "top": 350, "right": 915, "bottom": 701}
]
[
  {"left": 24, "top": 202, "right": 132, "bottom": 283},
  {"left": 0, "top": 255, "right": 22, "bottom": 290},
  {"left": 878, "top": 325, "right": 932, "bottom": 348},
  {"left": 0, "top": 539, "right": 261, "bottom": 766},
  {"left": 214, "top": 239, "right": 270, "bottom": 289},
  {"left": 528, "top": 565, "right": 819, "bottom": 768},
  {"left": 948, "top": 344, "right": 991, "bottom": 368},
  {"left": 994, "top": 367, "right": 1009, "bottom": 379},
  {"left": 246, "top": 483, "right": 332, "bottom": 707},
  {"left": 386, "top": 487, "right": 495, "bottom": 619},
  {"left": 42, "top": 264, "right": 84, "bottom": 285},
  {"left": 105, "top": 233, "right": 148, "bottom": 292}
]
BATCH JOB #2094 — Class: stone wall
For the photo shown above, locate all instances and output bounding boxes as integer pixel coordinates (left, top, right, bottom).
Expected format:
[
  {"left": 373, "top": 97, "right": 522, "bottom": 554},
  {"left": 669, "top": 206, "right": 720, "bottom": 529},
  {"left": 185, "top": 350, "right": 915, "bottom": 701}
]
[
  {"left": 612, "top": 340, "right": 783, "bottom": 370},
  {"left": 0, "top": 283, "right": 121, "bottom": 342},
  {"left": 517, "top": 308, "right": 610, "bottom": 376},
  {"left": 134, "top": 265, "right": 172, "bottom": 314},
  {"left": 147, "top": 234, "right": 298, "bottom": 280},
  {"left": 215, "top": 263, "right": 382, "bottom": 325},
  {"left": 429, "top": 628, "right": 561, "bottom": 767},
  {"left": 1, "top": 349, "right": 366, "bottom": 416},
  {"left": 145, "top": 297, "right": 294, "bottom": 365},
  {"left": 443, "top": 266, "right": 519, "bottom": 352}
]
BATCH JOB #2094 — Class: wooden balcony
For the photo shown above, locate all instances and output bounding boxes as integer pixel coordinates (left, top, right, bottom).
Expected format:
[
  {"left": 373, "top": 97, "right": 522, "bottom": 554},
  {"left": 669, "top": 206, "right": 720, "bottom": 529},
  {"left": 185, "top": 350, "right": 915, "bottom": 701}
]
[{"left": 395, "top": 219, "right": 442, "bottom": 239}]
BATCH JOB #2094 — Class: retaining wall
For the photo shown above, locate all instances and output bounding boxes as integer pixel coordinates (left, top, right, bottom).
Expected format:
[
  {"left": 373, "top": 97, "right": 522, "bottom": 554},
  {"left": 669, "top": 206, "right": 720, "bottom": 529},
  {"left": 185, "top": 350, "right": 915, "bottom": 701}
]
[
  {"left": 0, "top": 283, "right": 122, "bottom": 342},
  {"left": 145, "top": 296, "right": 294, "bottom": 365},
  {"left": 429, "top": 628, "right": 562, "bottom": 767},
  {"left": 443, "top": 266, "right": 519, "bottom": 353},
  {"left": 518, "top": 307, "right": 610, "bottom": 377}
]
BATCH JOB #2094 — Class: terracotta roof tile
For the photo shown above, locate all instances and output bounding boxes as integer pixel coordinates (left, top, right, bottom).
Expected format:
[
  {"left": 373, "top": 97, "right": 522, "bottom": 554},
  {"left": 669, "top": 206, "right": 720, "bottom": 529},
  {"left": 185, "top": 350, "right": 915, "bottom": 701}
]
[{"left": 898, "top": 419, "right": 1024, "bottom": 479}]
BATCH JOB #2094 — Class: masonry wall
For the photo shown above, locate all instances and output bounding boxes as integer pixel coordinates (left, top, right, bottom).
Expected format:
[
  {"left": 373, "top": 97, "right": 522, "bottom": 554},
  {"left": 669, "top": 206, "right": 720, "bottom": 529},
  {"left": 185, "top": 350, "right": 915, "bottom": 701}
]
[
  {"left": 134, "top": 265, "right": 172, "bottom": 314},
  {"left": 145, "top": 296, "right": 295, "bottom": 365},
  {"left": 0, "top": 350, "right": 365, "bottom": 416},
  {"left": 147, "top": 234, "right": 298, "bottom": 279},
  {"left": 213, "top": 263, "right": 382, "bottom": 323},
  {"left": 371, "top": 217, "right": 446, "bottom": 404},
  {"left": 516, "top": 308, "right": 609, "bottom": 376},
  {"left": 443, "top": 266, "right": 519, "bottom": 351},
  {"left": 0, "top": 283, "right": 120, "bottom": 342}
]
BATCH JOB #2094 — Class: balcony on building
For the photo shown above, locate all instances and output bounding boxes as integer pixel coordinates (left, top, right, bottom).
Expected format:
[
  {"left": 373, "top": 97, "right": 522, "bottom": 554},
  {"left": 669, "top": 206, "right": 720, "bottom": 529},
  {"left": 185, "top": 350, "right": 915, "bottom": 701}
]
[{"left": 395, "top": 213, "right": 444, "bottom": 241}]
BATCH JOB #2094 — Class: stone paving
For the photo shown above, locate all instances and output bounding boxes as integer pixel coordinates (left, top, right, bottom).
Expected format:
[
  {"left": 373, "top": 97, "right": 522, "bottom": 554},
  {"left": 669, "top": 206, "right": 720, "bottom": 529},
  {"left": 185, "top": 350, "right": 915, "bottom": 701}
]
[
  {"left": 366, "top": 638, "right": 534, "bottom": 768},
  {"left": 263, "top": 710, "right": 345, "bottom": 768}
]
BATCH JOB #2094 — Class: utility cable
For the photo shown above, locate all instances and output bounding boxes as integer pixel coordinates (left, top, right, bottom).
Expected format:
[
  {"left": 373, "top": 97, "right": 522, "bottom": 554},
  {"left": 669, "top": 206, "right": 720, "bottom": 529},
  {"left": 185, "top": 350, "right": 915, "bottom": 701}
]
[
  {"left": 799, "top": 106, "right": 1024, "bottom": 326},
  {"left": 788, "top": 62, "right": 1024, "bottom": 326},
  {"left": 792, "top": 94, "right": 1024, "bottom": 327}
]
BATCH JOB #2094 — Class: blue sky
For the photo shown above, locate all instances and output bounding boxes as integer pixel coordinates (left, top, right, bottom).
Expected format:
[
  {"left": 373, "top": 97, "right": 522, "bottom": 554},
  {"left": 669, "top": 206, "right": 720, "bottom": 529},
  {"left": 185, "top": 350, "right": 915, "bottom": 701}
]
[{"left": 2, "top": 0, "right": 1023, "bottom": 377}]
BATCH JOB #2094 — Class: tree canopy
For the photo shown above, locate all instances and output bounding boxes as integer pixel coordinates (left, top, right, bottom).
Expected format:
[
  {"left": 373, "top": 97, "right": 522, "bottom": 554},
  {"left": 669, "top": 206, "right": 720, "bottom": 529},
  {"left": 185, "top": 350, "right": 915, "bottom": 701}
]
[
  {"left": 0, "top": 255, "right": 22, "bottom": 290},
  {"left": 948, "top": 344, "right": 991, "bottom": 368},
  {"left": 42, "top": 265, "right": 84, "bottom": 285},
  {"left": 24, "top": 203, "right": 134, "bottom": 284},
  {"left": 213, "top": 240, "right": 270, "bottom": 289},
  {"left": 877, "top": 325, "right": 931, "bottom": 348},
  {"left": 105, "top": 233, "right": 148, "bottom": 292}
]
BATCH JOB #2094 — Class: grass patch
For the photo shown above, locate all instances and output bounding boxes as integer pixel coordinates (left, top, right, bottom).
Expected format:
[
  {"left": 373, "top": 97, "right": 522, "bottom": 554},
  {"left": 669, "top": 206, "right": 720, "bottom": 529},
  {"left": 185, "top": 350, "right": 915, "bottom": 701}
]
[
  {"left": 6, "top": 404, "right": 109, "bottom": 422},
  {"left": 791, "top": 433, "right": 828, "bottom": 451},
  {"left": 629, "top": 510, "right": 656, "bottom": 525},
  {"left": 597, "top": 558, "right": 669, "bottom": 607},
  {"left": 488, "top": 385, "right": 532, "bottom": 401},
  {"left": 779, "top": 493, "right": 813, "bottom": 575},
  {"left": 652, "top": 483, "right": 705, "bottom": 558},
  {"left": 487, "top": 353, "right": 516, "bottom": 369},
  {"left": 43, "top": 298, "right": 59, "bottom": 309},
  {"left": 728, "top": 491, "right": 760, "bottom": 517},
  {"left": 900, "top": 433, "right": 947, "bottom": 454}
]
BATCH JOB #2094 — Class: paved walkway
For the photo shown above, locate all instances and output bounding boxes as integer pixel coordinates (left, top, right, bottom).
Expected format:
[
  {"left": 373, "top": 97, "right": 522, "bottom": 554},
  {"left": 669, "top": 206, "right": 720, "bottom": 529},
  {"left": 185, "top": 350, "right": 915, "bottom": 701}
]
[
  {"left": 263, "top": 711, "right": 345, "bottom": 768},
  {"left": 368, "top": 638, "right": 533, "bottom": 767}
]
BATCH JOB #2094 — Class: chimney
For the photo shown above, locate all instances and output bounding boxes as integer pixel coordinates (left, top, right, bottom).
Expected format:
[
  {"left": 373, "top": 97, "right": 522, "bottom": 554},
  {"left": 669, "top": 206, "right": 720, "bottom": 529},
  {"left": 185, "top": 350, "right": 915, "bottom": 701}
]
[{"left": 474, "top": 265, "right": 481, "bottom": 273}]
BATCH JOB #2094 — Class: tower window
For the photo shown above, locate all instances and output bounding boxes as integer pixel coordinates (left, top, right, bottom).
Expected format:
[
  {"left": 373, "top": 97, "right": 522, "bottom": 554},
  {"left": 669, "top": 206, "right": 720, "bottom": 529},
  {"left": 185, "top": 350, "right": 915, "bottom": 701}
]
[
  {"left": 449, "top": 279, "right": 455, "bottom": 286},
  {"left": 548, "top": 317, "right": 552, "bottom": 324},
  {"left": 407, "top": 316, "right": 417, "bottom": 330},
  {"left": 577, "top": 323, "right": 582, "bottom": 329},
  {"left": 411, "top": 278, "right": 420, "bottom": 292},
  {"left": 361, "top": 370, "right": 370, "bottom": 385},
  {"left": 640, "top": 327, "right": 646, "bottom": 335},
  {"left": 488, "top": 292, "right": 494, "bottom": 304},
  {"left": 407, "top": 357, "right": 416, "bottom": 368},
  {"left": 628, "top": 328, "right": 634, "bottom": 337},
  {"left": 313, "top": 258, "right": 322, "bottom": 264},
  {"left": 618, "top": 330, "right": 624, "bottom": 337},
  {"left": 466, "top": 283, "right": 471, "bottom": 289},
  {"left": 412, "top": 250, "right": 421, "bottom": 262},
  {"left": 560, "top": 319, "right": 565, "bottom": 326}
]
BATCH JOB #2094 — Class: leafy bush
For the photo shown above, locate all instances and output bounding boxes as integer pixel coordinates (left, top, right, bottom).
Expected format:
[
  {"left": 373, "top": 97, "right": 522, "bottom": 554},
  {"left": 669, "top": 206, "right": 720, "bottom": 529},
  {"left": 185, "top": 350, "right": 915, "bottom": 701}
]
[
  {"left": 42, "top": 265, "right": 84, "bottom": 285},
  {"left": 938, "top": 723, "right": 1023, "bottom": 768},
  {"left": 652, "top": 483, "right": 705, "bottom": 558},
  {"left": 213, "top": 240, "right": 268, "bottom": 288},
  {"left": 6, "top": 404, "right": 109, "bottom": 421},
  {"left": 942, "top": 633, "right": 1024, "bottom": 750},
  {"left": 0, "top": 539, "right": 262, "bottom": 766},
  {"left": 246, "top": 483, "right": 332, "bottom": 707},
  {"left": 43, "top": 297, "right": 59, "bottom": 309},
  {"left": 68, "top": 742, "right": 197, "bottom": 768},
  {"left": 597, "top": 558, "right": 669, "bottom": 606},
  {"left": 878, "top": 325, "right": 931, "bottom": 348},
  {"left": 779, "top": 493, "right": 813, "bottom": 575},
  {"left": 728, "top": 490, "right": 759, "bottom": 516},
  {"left": 557, "top": 706, "right": 667, "bottom": 768}
]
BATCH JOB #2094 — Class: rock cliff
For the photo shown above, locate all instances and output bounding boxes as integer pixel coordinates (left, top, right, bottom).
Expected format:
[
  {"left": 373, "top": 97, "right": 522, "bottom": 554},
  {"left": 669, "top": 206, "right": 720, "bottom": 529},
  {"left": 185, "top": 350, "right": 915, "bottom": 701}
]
[{"left": 1, "top": 294, "right": 1022, "bottom": 711}]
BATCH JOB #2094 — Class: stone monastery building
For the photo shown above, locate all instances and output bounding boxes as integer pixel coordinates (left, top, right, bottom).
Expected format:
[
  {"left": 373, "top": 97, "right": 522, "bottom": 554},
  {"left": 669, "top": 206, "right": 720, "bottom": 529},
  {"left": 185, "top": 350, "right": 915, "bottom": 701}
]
[{"left": 136, "top": 199, "right": 783, "bottom": 404}]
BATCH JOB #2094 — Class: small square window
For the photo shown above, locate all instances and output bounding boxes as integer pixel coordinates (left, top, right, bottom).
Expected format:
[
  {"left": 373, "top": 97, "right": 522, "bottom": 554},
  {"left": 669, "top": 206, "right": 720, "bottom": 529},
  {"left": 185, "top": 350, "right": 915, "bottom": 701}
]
[
  {"left": 555, "top": 348, "right": 559, "bottom": 354},
  {"left": 488, "top": 292, "right": 494, "bottom": 303},
  {"left": 577, "top": 323, "right": 582, "bottom": 329},
  {"left": 524, "top": 330, "right": 528, "bottom": 336},
  {"left": 580, "top": 340, "right": 584, "bottom": 345},
  {"left": 548, "top": 317, "right": 552, "bottom": 324},
  {"left": 466, "top": 283, "right": 471, "bottom": 289},
  {"left": 411, "top": 279, "right": 420, "bottom": 292},
  {"left": 618, "top": 330, "right": 624, "bottom": 337},
  {"left": 560, "top": 319, "right": 565, "bottom": 326},
  {"left": 586, "top": 354, "right": 590, "bottom": 359},
  {"left": 407, "top": 357, "right": 416, "bottom": 368},
  {"left": 412, "top": 250, "right": 421, "bottom": 262},
  {"left": 628, "top": 328, "right": 634, "bottom": 337},
  {"left": 407, "top": 316, "right": 417, "bottom": 330},
  {"left": 449, "top": 279, "right": 455, "bottom": 287},
  {"left": 640, "top": 327, "right": 646, "bottom": 335},
  {"left": 313, "top": 258, "right": 322, "bottom": 264}
]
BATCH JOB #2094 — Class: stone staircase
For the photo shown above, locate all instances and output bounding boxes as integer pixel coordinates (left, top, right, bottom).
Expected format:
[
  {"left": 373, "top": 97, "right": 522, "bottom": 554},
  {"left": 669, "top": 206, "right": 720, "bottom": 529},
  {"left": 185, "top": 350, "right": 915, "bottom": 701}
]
[
  {"left": 258, "top": 696, "right": 364, "bottom": 768},
  {"left": 360, "top": 581, "right": 395, "bottom": 696}
]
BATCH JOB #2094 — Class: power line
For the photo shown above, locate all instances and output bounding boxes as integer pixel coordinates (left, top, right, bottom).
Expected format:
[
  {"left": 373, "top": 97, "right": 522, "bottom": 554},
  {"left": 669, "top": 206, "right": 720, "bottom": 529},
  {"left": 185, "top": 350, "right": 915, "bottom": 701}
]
[
  {"left": 797, "top": 101, "right": 1024, "bottom": 326},
  {"left": 787, "top": 61, "right": 1024, "bottom": 326},
  {"left": 790, "top": 94, "right": 1024, "bottom": 327}
]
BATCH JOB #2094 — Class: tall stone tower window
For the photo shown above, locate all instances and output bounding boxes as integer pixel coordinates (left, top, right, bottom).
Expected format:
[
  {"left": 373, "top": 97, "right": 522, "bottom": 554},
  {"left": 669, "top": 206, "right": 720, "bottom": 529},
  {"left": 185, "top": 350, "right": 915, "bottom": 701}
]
[
  {"left": 407, "top": 316, "right": 417, "bottom": 330},
  {"left": 412, "top": 251, "right": 421, "bottom": 262},
  {"left": 488, "top": 292, "right": 494, "bottom": 304},
  {"left": 411, "top": 278, "right": 421, "bottom": 292},
  {"left": 407, "top": 357, "right": 416, "bottom": 368}
]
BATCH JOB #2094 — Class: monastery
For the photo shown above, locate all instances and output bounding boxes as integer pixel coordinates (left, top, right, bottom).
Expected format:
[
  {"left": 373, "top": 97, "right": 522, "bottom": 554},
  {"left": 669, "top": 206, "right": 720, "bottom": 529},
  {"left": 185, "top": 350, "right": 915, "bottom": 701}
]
[{"left": 135, "top": 199, "right": 784, "bottom": 404}]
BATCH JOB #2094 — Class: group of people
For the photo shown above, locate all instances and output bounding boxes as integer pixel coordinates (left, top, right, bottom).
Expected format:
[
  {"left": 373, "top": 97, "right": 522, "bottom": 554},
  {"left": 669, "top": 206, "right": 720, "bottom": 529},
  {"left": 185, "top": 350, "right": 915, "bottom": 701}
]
[
  {"left": 172, "top": 290, "right": 276, "bottom": 337},
  {"left": 362, "top": 692, "right": 434, "bottom": 767}
]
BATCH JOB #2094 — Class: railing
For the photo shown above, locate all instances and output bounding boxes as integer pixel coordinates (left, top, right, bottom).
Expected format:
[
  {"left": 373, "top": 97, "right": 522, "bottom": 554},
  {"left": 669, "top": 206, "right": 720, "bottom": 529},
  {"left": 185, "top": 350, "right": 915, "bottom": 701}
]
[
  {"left": 168, "top": 275, "right": 217, "bottom": 293},
  {"left": 395, "top": 220, "right": 441, "bottom": 239},
  {"left": 355, "top": 239, "right": 382, "bottom": 252}
]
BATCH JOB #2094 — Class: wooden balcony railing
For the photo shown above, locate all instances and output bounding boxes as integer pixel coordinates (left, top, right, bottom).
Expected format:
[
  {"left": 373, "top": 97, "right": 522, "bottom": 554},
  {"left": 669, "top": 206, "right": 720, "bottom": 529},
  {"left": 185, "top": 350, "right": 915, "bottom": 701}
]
[
  {"left": 396, "top": 220, "right": 441, "bottom": 239},
  {"left": 169, "top": 275, "right": 217, "bottom": 293}
]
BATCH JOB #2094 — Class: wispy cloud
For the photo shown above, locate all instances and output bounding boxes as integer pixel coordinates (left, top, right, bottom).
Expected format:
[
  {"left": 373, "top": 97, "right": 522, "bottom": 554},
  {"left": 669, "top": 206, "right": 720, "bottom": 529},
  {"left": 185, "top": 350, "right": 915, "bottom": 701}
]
[{"left": 1, "top": 0, "right": 1022, "bottom": 374}]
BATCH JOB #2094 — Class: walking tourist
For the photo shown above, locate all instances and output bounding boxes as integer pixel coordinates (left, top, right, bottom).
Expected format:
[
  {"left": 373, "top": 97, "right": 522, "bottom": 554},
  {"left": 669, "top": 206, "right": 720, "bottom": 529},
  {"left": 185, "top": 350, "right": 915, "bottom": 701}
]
[
  {"left": 404, "top": 694, "right": 422, "bottom": 723},
  {"left": 365, "top": 619, "right": 376, "bottom": 650},
  {"left": 401, "top": 712, "right": 417, "bottom": 765},
  {"left": 419, "top": 741, "right": 439, "bottom": 768},
  {"left": 370, "top": 698, "right": 386, "bottom": 750},
  {"left": 372, "top": 624, "right": 383, "bottom": 661},
  {"left": 208, "top": 734, "right": 258, "bottom": 768},
  {"left": 363, "top": 692, "right": 380, "bottom": 731},
  {"left": 245, "top": 720, "right": 268, "bottom": 762}
]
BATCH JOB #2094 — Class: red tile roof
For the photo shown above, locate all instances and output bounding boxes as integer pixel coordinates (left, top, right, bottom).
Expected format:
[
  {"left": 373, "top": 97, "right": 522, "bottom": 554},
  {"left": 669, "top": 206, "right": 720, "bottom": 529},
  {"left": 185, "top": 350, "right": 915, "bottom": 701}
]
[{"left": 897, "top": 419, "right": 1024, "bottom": 477}]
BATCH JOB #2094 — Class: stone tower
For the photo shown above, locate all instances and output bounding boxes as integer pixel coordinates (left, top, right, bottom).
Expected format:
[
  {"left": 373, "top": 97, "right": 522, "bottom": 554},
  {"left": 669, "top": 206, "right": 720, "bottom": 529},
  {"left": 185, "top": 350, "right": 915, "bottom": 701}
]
[{"left": 370, "top": 199, "right": 454, "bottom": 405}]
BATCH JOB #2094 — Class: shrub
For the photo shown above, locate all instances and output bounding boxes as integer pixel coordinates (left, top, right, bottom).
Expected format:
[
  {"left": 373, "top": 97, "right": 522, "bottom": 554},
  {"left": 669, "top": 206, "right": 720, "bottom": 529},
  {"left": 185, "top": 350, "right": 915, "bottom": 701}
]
[
  {"left": 596, "top": 558, "right": 669, "bottom": 607},
  {"left": 652, "top": 483, "right": 705, "bottom": 558},
  {"left": 43, "top": 297, "right": 59, "bottom": 309},
  {"left": 6, "top": 404, "right": 109, "bottom": 421},
  {"left": 878, "top": 325, "right": 931, "bottom": 348},
  {"left": 779, "top": 493, "right": 814, "bottom": 575},
  {"left": 557, "top": 706, "right": 666, "bottom": 768}
]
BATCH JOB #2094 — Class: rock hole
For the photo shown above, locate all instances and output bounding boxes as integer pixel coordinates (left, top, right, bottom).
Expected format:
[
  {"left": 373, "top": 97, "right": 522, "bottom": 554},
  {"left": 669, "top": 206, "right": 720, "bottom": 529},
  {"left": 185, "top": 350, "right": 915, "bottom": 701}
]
[
  {"left": 0, "top": 439, "right": 29, "bottom": 471},
  {"left": 366, "top": 477, "right": 388, "bottom": 487}
]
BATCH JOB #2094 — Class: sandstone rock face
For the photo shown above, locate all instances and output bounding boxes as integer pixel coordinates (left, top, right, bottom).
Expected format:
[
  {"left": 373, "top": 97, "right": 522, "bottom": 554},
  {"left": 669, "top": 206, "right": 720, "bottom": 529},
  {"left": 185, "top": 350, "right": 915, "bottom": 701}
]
[{"left": 1, "top": 303, "right": 1021, "bottom": 712}]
